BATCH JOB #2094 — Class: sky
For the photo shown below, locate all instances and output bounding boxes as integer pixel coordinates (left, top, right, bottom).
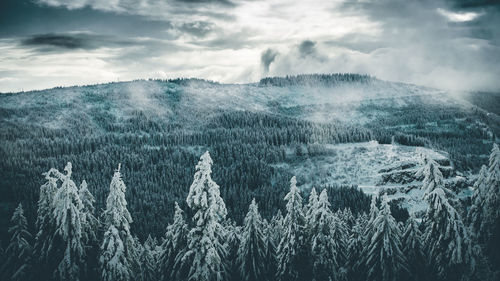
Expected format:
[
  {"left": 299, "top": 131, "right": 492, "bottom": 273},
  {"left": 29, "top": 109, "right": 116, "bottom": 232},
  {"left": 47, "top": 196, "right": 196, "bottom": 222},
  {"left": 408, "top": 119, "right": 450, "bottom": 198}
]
[{"left": 0, "top": 0, "right": 499, "bottom": 93}]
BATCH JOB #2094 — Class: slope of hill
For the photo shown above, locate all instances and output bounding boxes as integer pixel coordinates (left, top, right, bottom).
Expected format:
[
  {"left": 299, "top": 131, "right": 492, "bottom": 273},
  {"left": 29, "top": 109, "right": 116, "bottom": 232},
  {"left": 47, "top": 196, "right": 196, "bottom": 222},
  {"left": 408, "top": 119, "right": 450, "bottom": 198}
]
[{"left": 0, "top": 74, "right": 497, "bottom": 240}]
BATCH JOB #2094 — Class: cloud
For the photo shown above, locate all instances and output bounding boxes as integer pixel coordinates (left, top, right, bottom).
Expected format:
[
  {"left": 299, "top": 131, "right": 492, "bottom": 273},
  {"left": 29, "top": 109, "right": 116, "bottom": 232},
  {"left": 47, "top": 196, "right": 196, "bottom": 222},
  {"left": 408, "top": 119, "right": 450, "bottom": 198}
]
[
  {"left": 261, "top": 48, "right": 278, "bottom": 74},
  {"left": 298, "top": 40, "right": 316, "bottom": 58},
  {"left": 437, "top": 8, "right": 483, "bottom": 22},
  {"left": 1, "top": 0, "right": 499, "bottom": 92},
  {"left": 22, "top": 34, "right": 87, "bottom": 49}
]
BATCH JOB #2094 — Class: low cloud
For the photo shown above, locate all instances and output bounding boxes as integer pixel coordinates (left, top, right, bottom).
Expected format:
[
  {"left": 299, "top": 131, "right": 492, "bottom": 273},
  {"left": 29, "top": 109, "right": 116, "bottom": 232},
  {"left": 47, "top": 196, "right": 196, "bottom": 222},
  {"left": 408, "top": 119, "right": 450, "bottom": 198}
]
[{"left": 261, "top": 48, "right": 278, "bottom": 74}]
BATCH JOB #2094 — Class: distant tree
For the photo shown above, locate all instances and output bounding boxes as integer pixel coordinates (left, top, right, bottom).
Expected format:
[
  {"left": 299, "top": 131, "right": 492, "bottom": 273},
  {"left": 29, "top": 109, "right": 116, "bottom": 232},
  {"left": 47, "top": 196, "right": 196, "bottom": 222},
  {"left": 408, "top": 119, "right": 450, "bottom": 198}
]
[
  {"left": 276, "top": 176, "right": 309, "bottom": 281},
  {"left": 237, "top": 199, "right": 267, "bottom": 281},
  {"left": 175, "top": 151, "right": 228, "bottom": 281},
  {"left": 100, "top": 164, "right": 135, "bottom": 281},
  {"left": 0, "top": 204, "right": 32, "bottom": 281}
]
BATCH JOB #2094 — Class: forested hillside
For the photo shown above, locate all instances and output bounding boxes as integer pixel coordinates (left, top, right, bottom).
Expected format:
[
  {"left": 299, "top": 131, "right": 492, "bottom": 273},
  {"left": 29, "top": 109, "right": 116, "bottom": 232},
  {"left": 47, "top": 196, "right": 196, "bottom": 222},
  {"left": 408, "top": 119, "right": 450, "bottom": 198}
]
[{"left": 0, "top": 74, "right": 499, "bottom": 281}]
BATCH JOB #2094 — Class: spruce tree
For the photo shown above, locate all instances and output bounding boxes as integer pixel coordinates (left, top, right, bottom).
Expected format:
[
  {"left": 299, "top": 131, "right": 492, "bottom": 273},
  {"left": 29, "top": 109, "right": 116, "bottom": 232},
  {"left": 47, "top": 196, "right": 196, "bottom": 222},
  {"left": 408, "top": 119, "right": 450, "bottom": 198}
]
[
  {"left": 1, "top": 203, "right": 32, "bottom": 281},
  {"left": 79, "top": 180, "right": 99, "bottom": 281},
  {"left": 423, "top": 186, "right": 473, "bottom": 280},
  {"left": 33, "top": 171, "right": 58, "bottom": 279},
  {"left": 468, "top": 165, "right": 488, "bottom": 240},
  {"left": 237, "top": 199, "right": 267, "bottom": 281},
  {"left": 401, "top": 214, "right": 426, "bottom": 281},
  {"left": 100, "top": 164, "right": 135, "bottom": 281},
  {"left": 347, "top": 213, "right": 367, "bottom": 281},
  {"left": 309, "top": 189, "right": 343, "bottom": 281},
  {"left": 481, "top": 143, "right": 500, "bottom": 268},
  {"left": 176, "top": 151, "right": 228, "bottom": 281},
  {"left": 276, "top": 176, "right": 308, "bottom": 281},
  {"left": 361, "top": 194, "right": 408, "bottom": 281},
  {"left": 140, "top": 235, "right": 158, "bottom": 281},
  {"left": 51, "top": 162, "right": 86, "bottom": 281},
  {"left": 159, "top": 202, "right": 188, "bottom": 280}
]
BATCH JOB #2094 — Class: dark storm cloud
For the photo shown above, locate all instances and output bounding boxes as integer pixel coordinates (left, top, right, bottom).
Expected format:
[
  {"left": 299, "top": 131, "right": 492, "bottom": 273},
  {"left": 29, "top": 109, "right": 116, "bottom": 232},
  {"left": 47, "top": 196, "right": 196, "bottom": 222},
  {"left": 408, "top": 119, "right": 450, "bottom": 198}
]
[
  {"left": 22, "top": 34, "right": 87, "bottom": 49},
  {"left": 448, "top": 0, "right": 500, "bottom": 9},
  {"left": 20, "top": 33, "right": 138, "bottom": 51},
  {"left": 261, "top": 48, "right": 278, "bottom": 73}
]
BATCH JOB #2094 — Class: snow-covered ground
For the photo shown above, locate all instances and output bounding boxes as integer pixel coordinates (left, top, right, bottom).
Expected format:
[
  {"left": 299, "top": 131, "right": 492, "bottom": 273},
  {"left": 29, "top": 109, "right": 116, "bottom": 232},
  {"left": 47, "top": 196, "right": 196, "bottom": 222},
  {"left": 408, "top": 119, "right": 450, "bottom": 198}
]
[{"left": 276, "top": 141, "right": 462, "bottom": 215}]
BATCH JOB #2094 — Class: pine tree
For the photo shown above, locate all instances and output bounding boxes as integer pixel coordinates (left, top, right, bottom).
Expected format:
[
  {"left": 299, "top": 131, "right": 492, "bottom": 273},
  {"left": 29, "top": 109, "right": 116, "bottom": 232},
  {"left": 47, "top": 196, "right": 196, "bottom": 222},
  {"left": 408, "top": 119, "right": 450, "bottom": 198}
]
[
  {"left": 423, "top": 186, "right": 473, "bottom": 280},
  {"left": 79, "top": 180, "right": 99, "bottom": 281},
  {"left": 481, "top": 143, "right": 500, "bottom": 268},
  {"left": 347, "top": 213, "right": 367, "bottom": 281},
  {"left": 79, "top": 180, "right": 98, "bottom": 245},
  {"left": 309, "top": 189, "right": 343, "bottom": 281},
  {"left": 417, "top": 157, "right": 444, "bottom": 196},
  {"left": 270, "top": 210, "right": 284, "bottom": 247},
  {"left": 33, "top": 171, "right": 58, "bottom": 279},
  {"left": 237, "top": 199, "right": 267, "bottom": 281},
  {"left": 262, "top": 219, "right": 277, "bottom": 281},
  {"left": 100, "top": 164, "right": 135, "bottom": 281},
  {"left": 51, "top": 162, "right": 86, "bottom": 281},
  {"left": 159, "top": 202, "right": 188, "bottom": 280},
  {"left": 305, "top": 188, "right": 318, "bottom": 223},
  {"left": 176, "top": 151, "right": 228, "bottom": 281},
  {"left": 140, "top": 235, "right": 158, "bottom": 281},
  {"left": 468, "top": 165, "right": 488, "bottom": 240},
  {"left": 276, "top": 176, "right": 308, "bottom": 281},
  {"left": 361, "top": 194, "right": 408, "bottom": 281},
  {"left": 1, "top": 204, "right": 32, "bottom": 281},
  {"left": 401, "top": 214, "right": 426, "bottom": 281}
]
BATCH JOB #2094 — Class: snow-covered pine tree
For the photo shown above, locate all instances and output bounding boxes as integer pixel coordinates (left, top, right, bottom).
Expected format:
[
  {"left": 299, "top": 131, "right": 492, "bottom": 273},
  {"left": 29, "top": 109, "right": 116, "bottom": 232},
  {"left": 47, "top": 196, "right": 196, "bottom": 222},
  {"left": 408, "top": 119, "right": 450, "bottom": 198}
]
[
  {"left": 237, "top": 199, "right": 267, "bottom": 281},
  {"left": 0, "top": 203, "right": 32, "bottom": 281},
  {"left": 417, "top": 156, "right": 444, "bottom": 196},
  {"left": 79, "top": 180, "right": 98, "bottom": 245},
  {"left": 79, "top": 180, "right": 99, "bottom": 281},
  {"left": 51, "top": 162, "right": 86, "bottom": 281},
  {"left": 270, "top": 210, "right": 284, "bottom": 246},
  {"left": 140, "top": 235, "right": 158, "bottom": 281},
  {"left": 423, "top": 185, "right": 473, "bottom": 280},
  {"left": 33, "top": 171, "right": 58, "bottom": 279},
  {"left": 100, "top": 164, "right": 135, "bottom": 281},
  {"left": 226, "top": 220, "right": 241, "bottom": 281},
  {"left": 305, "top": 188, "right": 318, "bottom": 223},
  {"left": 468, "top": 165, "right": 488, "bottom": 240},
  {"left": 309, "top": 189, "right": 343, "bottom": 281},
  {"left": 176, "top": 151, "right": 228, "bottom": 281},
  {"left": 347, "top": 213, "right": 367, "bottom": 281},
  {"left": 262, "top": 218, "right": 277, "bottom": 281},
  {"left": 481, "top": 143, "right": 500, "bottom": 269},
  {"left": 361, "top": 194, "right": 408, "bottom": 281},
  {"left": 276, "top": 176, "right": 309, "bottom": 281},
  {"left": 402, "top": 213, "right": 426, "bottom": 281},
  {"left": 159, "top": 202, "right": 188, "bottom": 281}
]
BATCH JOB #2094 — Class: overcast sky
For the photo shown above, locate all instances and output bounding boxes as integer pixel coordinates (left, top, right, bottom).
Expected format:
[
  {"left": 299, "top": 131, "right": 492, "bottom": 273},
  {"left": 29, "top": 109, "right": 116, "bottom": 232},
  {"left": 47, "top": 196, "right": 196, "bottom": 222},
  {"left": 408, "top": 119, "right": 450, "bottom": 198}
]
[{"left": 0, "top": 0, "right": 499, "bottom": 92}]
